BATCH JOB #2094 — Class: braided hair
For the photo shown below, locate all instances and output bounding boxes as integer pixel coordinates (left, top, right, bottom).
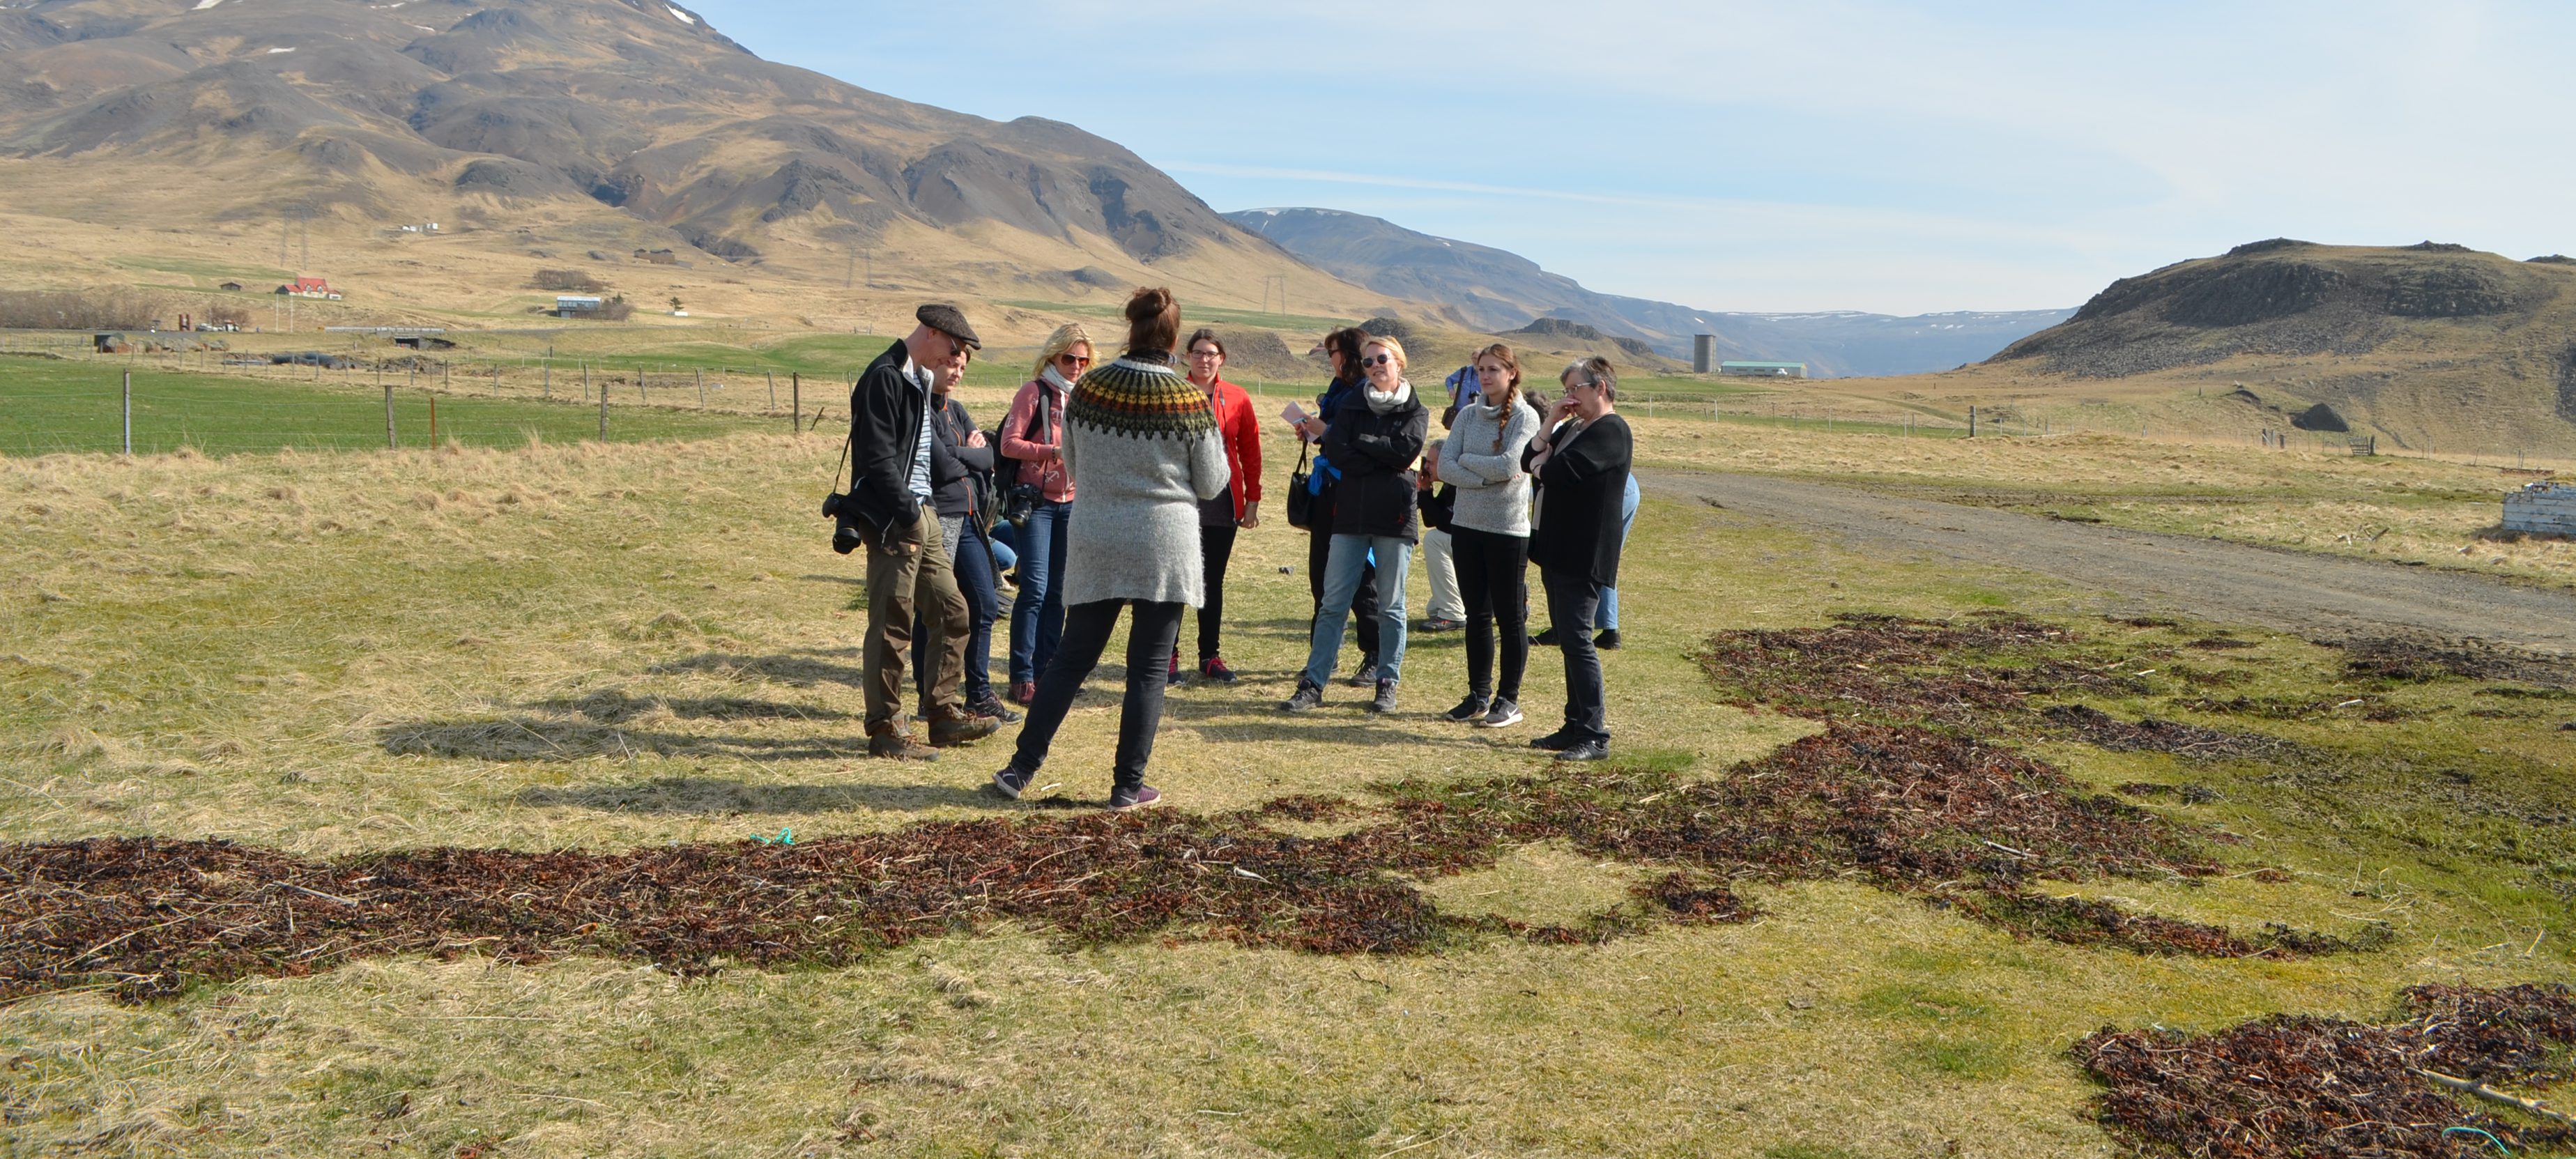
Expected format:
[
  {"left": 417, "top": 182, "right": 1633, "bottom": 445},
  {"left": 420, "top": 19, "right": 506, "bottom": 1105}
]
[{"left": 1473, "top": 342, "right": 1522, "bottom": 453}]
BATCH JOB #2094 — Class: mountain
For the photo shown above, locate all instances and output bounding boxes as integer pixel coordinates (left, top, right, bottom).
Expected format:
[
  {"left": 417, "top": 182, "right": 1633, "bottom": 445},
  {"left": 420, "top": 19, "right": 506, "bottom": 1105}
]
[
  {"left": 1224, "top": 207, "right": 2071, "bottom": 377},
  {"left": 1939, "top": 239, "right": 2576, "bottom": 454},
  {"left": 0, "top": 0, "right": 1382, "bottom": 318}
]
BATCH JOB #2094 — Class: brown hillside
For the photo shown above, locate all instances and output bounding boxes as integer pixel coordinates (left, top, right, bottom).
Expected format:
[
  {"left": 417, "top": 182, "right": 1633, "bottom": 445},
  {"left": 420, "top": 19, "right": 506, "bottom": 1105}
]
[
  {"left": 0, "top": 0, "right": 1388, "bottom": 323},
  {"left": 1819, "top": 240, "right": 2576, "bottom": 456}
]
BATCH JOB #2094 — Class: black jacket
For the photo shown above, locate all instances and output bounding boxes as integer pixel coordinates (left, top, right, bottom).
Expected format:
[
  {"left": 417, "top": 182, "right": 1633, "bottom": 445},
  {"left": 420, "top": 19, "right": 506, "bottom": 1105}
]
[
  {"left": 1527, "top": 413, "right": 1633, "bottom": 586},
  {"left": 926, "top": 394, "right": 993, "bottom": 519},
  {"left": 844, "top": 340, "right": 931, "bottom": 540},
  {"left": 1321, "top": 383, "right": 1429, "bottom": 542}
]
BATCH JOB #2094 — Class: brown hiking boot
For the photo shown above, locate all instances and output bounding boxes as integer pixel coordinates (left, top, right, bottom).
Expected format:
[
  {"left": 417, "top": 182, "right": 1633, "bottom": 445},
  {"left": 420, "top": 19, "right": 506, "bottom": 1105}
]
[
  {"left": 867, "top": 720, "right": 938, "bottom": 762},
  {"left": 925, "top": 704, "right": 1001, "bottom": 747}
]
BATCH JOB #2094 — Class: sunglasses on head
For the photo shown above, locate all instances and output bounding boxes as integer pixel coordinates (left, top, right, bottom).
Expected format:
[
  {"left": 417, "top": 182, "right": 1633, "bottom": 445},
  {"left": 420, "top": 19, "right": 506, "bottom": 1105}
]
[{"left": 1363, "top": 353, "right": 1396, "bottom": 367}]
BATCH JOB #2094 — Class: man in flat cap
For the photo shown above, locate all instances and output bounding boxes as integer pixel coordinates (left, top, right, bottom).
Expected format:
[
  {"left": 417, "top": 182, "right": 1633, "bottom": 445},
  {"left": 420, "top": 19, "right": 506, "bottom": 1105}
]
[{"left": 847, "top": 304, "right": 999, "bottom": 760}]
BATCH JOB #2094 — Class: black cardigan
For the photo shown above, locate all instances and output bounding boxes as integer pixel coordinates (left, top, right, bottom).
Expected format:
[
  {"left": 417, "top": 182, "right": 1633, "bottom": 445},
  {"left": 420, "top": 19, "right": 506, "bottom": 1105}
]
[
  {"left": 843, "top": 340, "right": 932, "bottom": 540},
  {"left": 925, "top": 394, "right": 993, "bottom": 519},
  {"left": 1321, "top": 385, "right": 1429, "bottom": 542},
  {"left": 1527, "top": 413, "right": 1633, "bottom": 586}
]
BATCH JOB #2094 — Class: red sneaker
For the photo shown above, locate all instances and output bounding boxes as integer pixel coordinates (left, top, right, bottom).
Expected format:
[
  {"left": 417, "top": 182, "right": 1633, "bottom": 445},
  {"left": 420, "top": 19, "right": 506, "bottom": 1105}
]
[
  {"left": 1010, "top": 680, "right": 1036, "bottom": 706},
  {"left": 1199, "top": 657, "right": 1239, "bottom": 684}
]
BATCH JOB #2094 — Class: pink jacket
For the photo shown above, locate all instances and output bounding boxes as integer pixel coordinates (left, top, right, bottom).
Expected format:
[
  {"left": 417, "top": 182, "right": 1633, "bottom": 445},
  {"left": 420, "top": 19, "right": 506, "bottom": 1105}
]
[{"left": 999, "top": 376, "right": 1073, "bottom": 502}]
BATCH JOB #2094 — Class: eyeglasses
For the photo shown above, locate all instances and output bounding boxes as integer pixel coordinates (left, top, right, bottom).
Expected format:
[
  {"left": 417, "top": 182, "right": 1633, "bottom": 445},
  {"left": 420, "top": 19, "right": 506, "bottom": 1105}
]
[
  {"left": 1188, "top": 347, "right": 1223, "bottom": 358},
  {"left": 1362, "top": 353, "right": 1396, "bottom": 367},
  {"left": 1567, "top": 379, "right": 1601, "bottom": 392}
]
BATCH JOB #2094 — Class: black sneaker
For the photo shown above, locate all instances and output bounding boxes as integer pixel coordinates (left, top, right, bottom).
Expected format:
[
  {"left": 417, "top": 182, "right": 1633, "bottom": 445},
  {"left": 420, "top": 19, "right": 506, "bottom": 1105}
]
[
  {"left": 1595, "top": 629, "right": 1623, "bottom": 650},
  {"left": 1445, "top": 693, "right": 1490, "bottom": 722},
  {"left": 1109, "top": 785, "right": 1162, "bottom": 810},
  {"left": 1344, "top": 657, "right": 1378, "bottom": 688},
  {"left": 1480, "top": 698, "right": 1524, "bottom": 728},
  {"left": 1554, "top": 738, "right": 1611, "bottom": 762},
  {"left": 967, "top": 694, "right": 1023, "bottom": 725},
  {"left": 1421, "top": 617, "right": 1464, "bottom": 633},
  {"left": 989, "top": 765, "right": 1034, "bottom": 799},
  {"left": 1370, "top": 678, "right": 1398, "bottom": 714},
  {"left": 1282, "top": 680, "right": 1325, "bottom": 712},
  {"left": 1530, "top": 627, "right": 1561, "bottom": 647},
  {"left": 1199, "top": 657, "right": 1239, "bottom": 684},
  {"left": 1529, "top": 728, "right": 1579, "bottom": 751}
]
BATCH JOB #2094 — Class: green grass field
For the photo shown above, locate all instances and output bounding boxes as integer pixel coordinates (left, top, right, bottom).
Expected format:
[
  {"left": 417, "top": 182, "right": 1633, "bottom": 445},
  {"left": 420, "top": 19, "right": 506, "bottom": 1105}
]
[
  {"left": 997, "top": 297, "right": 1356, "bottom": 334},
  {"left": 0, "top": 358, "right": 760, "bottom": 455},
  {"left": 3, "top": 414, "right": 2573, "bottom": 1156}
]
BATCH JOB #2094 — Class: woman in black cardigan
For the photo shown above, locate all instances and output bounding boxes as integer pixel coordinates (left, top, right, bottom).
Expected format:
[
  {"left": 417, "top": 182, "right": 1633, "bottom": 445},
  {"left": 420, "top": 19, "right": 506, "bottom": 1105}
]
[{"left": 1523, "top": 357, "right": 1632, "bottom": 761}]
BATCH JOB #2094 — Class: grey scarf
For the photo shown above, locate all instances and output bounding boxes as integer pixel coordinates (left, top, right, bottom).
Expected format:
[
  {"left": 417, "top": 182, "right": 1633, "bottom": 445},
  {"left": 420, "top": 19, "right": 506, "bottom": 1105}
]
[{"left": 1364, "top": 378, "right": 1413, "bottom": 415}]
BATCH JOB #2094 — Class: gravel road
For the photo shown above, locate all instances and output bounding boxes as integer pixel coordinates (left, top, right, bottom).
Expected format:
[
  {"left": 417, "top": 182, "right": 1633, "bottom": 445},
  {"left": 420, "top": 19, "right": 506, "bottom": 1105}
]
[{"left": 1648, "top": 471, "right": 2576, "bottom": 668}]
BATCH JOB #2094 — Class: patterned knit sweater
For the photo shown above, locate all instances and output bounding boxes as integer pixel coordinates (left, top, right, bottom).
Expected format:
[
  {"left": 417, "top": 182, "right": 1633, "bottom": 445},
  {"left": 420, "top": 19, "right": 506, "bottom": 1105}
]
[{"left": 1058, "top": 353, "right": 1232, "bottom": 608}]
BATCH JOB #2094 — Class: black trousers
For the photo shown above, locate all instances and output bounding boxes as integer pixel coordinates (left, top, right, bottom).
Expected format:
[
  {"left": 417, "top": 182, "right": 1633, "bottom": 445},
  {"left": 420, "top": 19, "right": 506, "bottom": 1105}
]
[
  {"left": 1306, "top": 520, "right": 1379, "bottom": 661},
  {"left": 1451, "top": 525, "right": 1530, "bottom": 702},
  {"left": 1197, "top": 521, "right": 1238, "bottom": 663},
  {"left": 1542, "top": 569, "right": 1609, "bottom": 742},
  {"left": 1011, "top": 598, "right": 1185, "bottom": 792}
]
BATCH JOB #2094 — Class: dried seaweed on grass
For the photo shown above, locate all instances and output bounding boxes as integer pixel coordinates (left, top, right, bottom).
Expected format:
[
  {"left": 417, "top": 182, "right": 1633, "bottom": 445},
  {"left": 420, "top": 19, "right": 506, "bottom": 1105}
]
[
  {"left": 1, "top": 723, "right": 2349, "bottom": 1004},
  {"left": 2040, "top": 705, "right": 2290, "bottom": 760},
  {"left": 1692, "top": 614, "right": 2145, "bottom": 730},
  {"left": 2078, "top": 984, "right": 2576, "bottom": 1159}
]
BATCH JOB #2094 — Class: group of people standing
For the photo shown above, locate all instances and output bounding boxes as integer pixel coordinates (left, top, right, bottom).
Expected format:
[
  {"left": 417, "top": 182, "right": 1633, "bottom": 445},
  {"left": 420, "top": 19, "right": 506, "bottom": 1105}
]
[{"left": 840, "top": 291, "right": 1634, "bottom": 807}]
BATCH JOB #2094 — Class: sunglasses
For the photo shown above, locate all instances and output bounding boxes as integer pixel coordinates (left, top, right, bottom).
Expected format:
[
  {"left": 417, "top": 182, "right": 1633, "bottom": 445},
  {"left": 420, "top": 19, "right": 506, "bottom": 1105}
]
[
  {"left": 1362, "top": 353, "right": 1397, "bottom": 367},
  {"left": 1056, "top": 353, "right": 1091, "bottom": 367}
]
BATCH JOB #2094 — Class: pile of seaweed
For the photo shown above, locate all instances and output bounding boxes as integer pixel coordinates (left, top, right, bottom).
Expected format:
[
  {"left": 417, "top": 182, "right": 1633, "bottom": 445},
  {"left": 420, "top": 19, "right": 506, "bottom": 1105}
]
[
  {"left": 2, "top": 721, "right": 2336, "bottom": 1004},
  {"left": 2079, "top": 984, "right": 2576, "bottom": 1158}
]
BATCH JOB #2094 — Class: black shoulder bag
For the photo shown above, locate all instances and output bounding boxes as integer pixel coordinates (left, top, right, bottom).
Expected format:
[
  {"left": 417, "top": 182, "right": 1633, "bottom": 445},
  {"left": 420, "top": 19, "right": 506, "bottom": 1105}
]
[{"left": 1285, "top": 438, "right": 1316, "bottom": 530}]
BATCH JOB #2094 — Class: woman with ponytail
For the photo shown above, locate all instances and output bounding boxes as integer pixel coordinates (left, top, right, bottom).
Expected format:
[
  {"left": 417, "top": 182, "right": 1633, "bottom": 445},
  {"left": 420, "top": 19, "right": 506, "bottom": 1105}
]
[
  {"left": 990, "top": 288, "right": 1230, "bottom": 810},
  {"left": 1436, "top": 343, "right": 1540, "bottom": 728},
  {"left": 999, "top": 323, "right": 1092, "bottom": 704}
]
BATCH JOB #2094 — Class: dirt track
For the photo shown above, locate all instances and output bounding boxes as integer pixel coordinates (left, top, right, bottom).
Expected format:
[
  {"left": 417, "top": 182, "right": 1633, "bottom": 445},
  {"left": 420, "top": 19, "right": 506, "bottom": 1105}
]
[{"left": 1648, "top": 471, "right": 2576, "bottom": 667}]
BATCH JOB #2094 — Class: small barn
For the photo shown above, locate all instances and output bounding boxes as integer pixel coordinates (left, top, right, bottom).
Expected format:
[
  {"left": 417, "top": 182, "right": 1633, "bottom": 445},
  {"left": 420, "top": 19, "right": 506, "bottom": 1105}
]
[
  {"left": 2504, "top": 481, "right": 2576, "bottom": 538},
  {"left": 555, "top": 295, "right": 604, "bottom": 318},
  {"left": 218, "top": 280, "right": 245, "bottom": 291}
]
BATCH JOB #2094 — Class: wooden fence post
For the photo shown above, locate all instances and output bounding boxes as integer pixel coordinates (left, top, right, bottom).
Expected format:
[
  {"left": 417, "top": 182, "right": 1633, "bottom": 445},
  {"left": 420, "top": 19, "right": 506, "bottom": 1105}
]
[
  {"left": 429, "top": 395, "right": 439, "bottom": 445},
  {"left": 696, "top": 367, "right": 705, "bottom": 408},
  {"left": 122, "top": 369, "right": 132, "bottom": 456},
  {"left": 384, "top": 384, "right": 396, "bottom": 449},
  {"left": 790, "top": 372, "right": 800, "bottom": 433},
  {"left": 767, "top": 370, "right": 776, "bottom": 411},
  {"left": 598, "top": 380, "right": 608, "bottom": 441}
]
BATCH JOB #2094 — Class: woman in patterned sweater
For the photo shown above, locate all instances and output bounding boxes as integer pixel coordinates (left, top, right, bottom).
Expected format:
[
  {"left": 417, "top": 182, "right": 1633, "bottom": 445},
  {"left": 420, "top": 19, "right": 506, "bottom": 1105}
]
[{"left": 989, "top": 287, "right": 1231, "bottom": 809}]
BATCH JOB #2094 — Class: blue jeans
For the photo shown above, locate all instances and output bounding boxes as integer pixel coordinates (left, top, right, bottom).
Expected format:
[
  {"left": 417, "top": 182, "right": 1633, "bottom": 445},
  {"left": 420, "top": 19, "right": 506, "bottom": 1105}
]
[
  {"left": 1303, "top": 534, "right": 1412, "bottom": 687},
  {"left": 987, "top": 521, "right": 1020, "bottom": 574},
  {"left": 1007, "top": 500, "right": 1071, "bottom": 685},
  {"left": 1595, "top": 475, "right": 1643, "bottom": 629}
]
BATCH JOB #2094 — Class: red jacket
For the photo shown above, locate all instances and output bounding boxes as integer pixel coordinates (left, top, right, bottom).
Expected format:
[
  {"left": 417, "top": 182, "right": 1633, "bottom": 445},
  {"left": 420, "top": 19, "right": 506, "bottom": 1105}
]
[{"left": 1205, "top": 376, "right": 1263, "bottom": 520}]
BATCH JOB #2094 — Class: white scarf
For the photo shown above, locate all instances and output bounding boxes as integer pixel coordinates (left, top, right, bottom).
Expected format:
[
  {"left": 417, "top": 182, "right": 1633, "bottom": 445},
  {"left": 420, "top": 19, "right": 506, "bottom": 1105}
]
[
  {"left": 1364, "top": 378, "right": 1412, "bottom": 415},
  {"left": 1040, "top": 364, "right": 1075, "bottom": 394}
]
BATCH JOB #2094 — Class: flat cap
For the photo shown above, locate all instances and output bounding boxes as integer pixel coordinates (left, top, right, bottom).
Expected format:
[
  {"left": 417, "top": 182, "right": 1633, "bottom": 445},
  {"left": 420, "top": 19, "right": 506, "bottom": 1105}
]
[{"left": 916, "top": 303, "right": 980, "bottom": 350}]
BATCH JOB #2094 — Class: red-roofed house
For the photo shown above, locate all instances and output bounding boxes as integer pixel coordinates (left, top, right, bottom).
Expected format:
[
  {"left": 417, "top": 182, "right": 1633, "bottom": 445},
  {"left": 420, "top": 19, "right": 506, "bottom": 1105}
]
[{"left": 275, "top": 277, "right": 342, "bottom": 300}]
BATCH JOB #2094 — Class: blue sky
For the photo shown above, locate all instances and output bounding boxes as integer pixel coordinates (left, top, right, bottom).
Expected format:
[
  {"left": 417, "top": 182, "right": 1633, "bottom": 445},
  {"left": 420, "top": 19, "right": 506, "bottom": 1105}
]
[{"left": 688, "top": 1, "right": 2576, "bottom": 314}]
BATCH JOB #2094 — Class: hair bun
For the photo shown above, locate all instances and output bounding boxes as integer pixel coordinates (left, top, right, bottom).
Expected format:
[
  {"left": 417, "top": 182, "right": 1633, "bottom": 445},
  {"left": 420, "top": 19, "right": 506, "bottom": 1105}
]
[{"left": 1124, "top": 286, "right": 1174, "bottom": 323}]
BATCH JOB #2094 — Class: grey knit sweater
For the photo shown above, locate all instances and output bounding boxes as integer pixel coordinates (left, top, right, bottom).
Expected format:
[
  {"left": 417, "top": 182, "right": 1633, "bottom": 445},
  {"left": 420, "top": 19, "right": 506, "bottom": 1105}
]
[
  {"left": 1058, "top": 355, "right": 1233, "bottom": 608},
  {"left": 1439, "top": 394, "right": 1538, "bottom": 537}
]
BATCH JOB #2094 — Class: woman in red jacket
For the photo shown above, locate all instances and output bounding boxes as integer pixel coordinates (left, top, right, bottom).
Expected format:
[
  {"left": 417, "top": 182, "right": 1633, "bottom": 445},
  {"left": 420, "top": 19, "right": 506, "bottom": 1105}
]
[{"left": 1178, "top": 326, "right": 1263, "bottom": 682}]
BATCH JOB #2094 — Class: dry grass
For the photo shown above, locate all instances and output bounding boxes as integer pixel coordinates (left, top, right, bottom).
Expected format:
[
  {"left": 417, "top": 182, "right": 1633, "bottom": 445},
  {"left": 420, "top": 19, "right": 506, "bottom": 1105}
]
[
  {"left": 5, "top": 427, "right": 2574, "bottom": 1156},
  {"left": 1627, "top": 416, "right": 2576, "bottom": 586}
]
